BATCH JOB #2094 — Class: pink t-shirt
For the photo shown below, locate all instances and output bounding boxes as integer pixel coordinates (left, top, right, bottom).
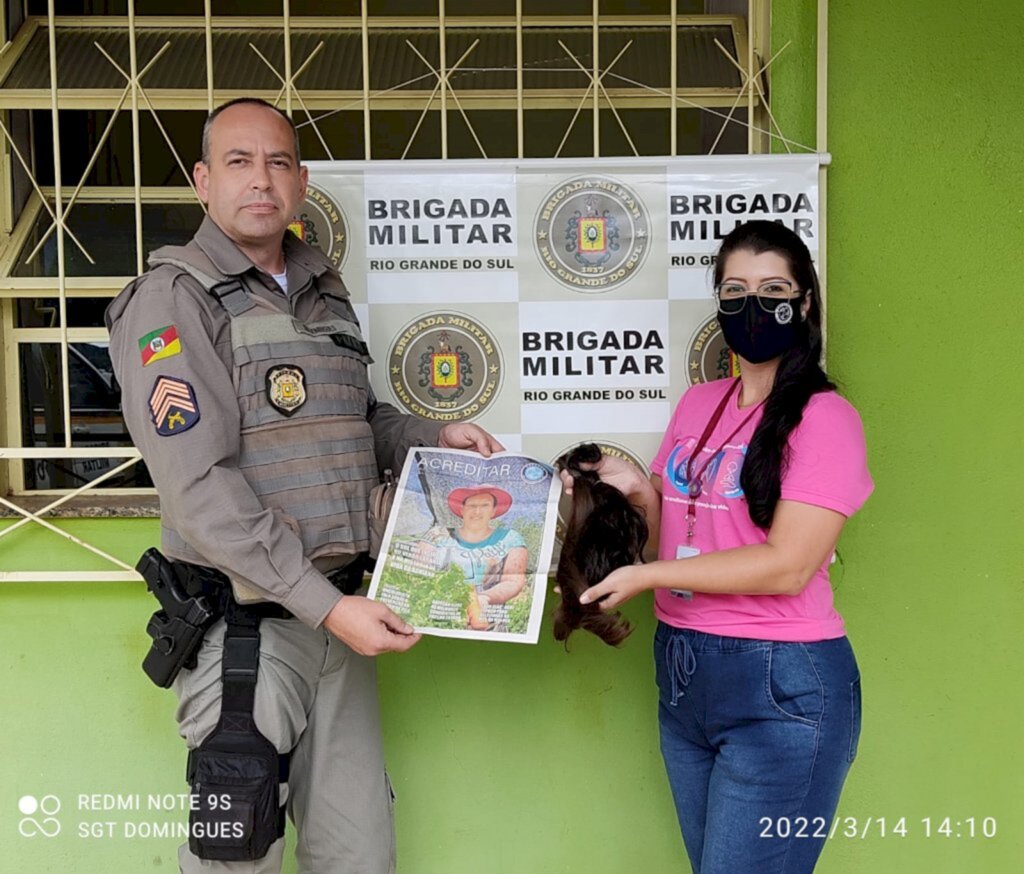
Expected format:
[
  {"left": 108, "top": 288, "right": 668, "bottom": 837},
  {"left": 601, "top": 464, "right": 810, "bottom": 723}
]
[{"left": 649, "top": 377, "right": 873, "bottom": 642}]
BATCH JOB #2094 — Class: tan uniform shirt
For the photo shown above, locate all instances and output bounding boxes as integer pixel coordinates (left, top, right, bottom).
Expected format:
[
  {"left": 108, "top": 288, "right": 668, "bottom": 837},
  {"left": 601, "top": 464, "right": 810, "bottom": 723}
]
[{"left": 106, "top": 217, "right": 442, "bottom": 628}]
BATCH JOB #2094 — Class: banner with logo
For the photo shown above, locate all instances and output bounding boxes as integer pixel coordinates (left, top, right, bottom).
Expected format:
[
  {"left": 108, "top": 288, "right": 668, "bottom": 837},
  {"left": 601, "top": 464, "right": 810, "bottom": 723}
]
[{"left": 296, "top": 155, "right": 822, "bottom": 479}]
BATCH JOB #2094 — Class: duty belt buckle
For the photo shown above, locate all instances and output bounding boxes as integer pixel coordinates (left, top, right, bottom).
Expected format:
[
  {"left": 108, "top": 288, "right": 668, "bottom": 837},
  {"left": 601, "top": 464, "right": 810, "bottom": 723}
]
[{"left": 223, "top": 634, "right": 260, "bottom": 679}]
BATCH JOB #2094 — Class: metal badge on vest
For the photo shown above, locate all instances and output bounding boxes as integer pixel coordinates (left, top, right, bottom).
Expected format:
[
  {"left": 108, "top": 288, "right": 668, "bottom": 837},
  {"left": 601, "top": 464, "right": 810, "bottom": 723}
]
[
  {"left": 266, "top": 364, "right": 307, "bottom": 416},
  {"left": 146, "top": 246, "right": 380, "bottom": 572}
]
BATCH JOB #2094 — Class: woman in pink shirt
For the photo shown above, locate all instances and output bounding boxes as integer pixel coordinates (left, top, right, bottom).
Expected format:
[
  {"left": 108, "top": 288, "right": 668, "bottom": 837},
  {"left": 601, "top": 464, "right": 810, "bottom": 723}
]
[{"left": 575, "top": 220, "right": 872, "bottom": 873}]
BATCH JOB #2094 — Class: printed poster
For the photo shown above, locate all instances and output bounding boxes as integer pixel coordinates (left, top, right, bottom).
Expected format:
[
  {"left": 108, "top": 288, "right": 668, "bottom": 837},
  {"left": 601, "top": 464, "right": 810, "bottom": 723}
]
[{"left": 368, "top": 448, "right": 560, "bottom": 644}]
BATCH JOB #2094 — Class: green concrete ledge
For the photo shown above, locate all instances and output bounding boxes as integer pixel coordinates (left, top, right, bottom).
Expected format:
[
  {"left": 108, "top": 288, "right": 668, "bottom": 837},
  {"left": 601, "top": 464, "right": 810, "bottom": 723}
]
[{"left": 0, "top": 495, "right": 161, "bottom": 518}]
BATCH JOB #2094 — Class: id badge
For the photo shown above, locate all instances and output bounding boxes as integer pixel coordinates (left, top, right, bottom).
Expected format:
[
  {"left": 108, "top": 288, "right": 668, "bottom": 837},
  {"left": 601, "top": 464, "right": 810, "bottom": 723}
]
[{"left": 670, "top": 545, "right": 700, "bottom": 599}]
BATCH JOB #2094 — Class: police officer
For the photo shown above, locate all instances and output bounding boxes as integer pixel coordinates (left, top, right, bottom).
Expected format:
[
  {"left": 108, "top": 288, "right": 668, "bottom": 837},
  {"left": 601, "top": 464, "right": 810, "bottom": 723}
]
[{"left": 106, "top": 98, "right": 503, "bottom": 873}]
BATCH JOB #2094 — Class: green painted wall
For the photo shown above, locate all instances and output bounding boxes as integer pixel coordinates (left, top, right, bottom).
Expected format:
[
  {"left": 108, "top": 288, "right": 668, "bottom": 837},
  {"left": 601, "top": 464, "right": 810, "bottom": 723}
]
[
  {"left": 3, "top": 2, "right": 1022, "bottom": 871},
  {"left": 1, "top": 521, "right": 682, "bottom": 872},
  {"left": 776, "top": 1, "right": 1024, "bottom": 871},
  {"left": 813, "top": 0, "right": 1024, "bottom": 868}
]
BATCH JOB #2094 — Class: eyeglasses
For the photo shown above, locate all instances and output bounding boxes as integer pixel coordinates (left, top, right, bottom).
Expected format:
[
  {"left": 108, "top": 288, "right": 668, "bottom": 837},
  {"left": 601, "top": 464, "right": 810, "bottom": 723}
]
[{"left": 713, "top": 280, "right": 802, "bottom": 314}]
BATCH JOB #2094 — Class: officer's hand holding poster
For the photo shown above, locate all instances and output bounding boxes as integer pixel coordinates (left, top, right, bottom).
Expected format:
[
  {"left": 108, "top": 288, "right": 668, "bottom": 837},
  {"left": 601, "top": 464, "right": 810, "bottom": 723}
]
[{"left": 368, "top": 448, "right": 560, "bottom": 643}]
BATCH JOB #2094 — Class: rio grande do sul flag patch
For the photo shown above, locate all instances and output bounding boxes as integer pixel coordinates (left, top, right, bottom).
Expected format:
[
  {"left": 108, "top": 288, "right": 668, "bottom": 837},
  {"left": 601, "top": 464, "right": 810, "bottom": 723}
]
[
  {"left": 148, "top": 376, "right": 200, "bottom": 436},
  {"left": 138, "top": 325, "right": 181, "bottom": 366}
]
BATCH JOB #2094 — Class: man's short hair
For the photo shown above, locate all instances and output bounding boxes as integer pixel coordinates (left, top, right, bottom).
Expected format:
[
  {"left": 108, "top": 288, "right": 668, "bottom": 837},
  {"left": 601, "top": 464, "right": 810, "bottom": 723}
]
[{"left": 200, "top": 98, "right": 301, "bottom": 164}]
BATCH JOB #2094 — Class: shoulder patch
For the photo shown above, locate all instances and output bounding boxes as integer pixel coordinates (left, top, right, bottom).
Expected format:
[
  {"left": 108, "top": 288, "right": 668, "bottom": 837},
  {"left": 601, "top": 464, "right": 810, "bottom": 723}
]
[
  {"left": 139, "top": 325, "right": 181, "bottom": 366},
  {"left": 149, "top": 376, "right": 200, "bottom": 436}
]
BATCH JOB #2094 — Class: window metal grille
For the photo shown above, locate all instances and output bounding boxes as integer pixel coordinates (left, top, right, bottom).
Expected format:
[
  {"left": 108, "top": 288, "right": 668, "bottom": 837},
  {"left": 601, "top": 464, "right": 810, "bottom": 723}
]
[{"left": 0, "top": 0, "right": 816, "bottom": 582}]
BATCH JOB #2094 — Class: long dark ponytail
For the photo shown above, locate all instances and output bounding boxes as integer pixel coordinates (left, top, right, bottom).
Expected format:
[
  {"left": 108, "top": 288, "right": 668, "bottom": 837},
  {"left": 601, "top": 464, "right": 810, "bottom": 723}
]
[{"left": 713, "top": 220, "right": 834, "bottom": 528}]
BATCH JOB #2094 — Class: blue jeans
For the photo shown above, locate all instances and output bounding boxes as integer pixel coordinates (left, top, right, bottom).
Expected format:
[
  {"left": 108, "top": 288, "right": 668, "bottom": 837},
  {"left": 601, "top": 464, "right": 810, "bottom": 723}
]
[{"left": 654, "top": 623, "right": 861, "bottom": 874}]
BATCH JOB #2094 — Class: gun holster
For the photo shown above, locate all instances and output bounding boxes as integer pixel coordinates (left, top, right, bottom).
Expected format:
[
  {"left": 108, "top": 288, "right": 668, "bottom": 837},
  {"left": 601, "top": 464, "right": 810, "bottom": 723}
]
[
  {"left": 137, "top": 548, "right": 289, "bottom": 861},
  {"left": 185, "top": 600, "right": 288, "bottom": 861},
  {"left": 139, "top": 549, "right": 223, "bottom": 689},
  {"left": 139, "top": 550, "right": 297, "bottom": 688}
]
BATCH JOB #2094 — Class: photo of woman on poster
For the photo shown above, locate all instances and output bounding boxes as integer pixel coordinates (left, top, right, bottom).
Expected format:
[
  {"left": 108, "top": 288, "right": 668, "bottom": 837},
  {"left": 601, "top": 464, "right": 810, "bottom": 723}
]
[{"left": 417, "top": 485, "right": 528, "bottom": 629}]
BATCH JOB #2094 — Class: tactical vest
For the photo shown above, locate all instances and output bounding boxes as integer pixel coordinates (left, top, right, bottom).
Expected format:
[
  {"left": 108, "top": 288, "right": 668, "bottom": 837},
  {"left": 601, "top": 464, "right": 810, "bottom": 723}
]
[{"left": 148, "top": 243, "right": 379, "bottom": 598}]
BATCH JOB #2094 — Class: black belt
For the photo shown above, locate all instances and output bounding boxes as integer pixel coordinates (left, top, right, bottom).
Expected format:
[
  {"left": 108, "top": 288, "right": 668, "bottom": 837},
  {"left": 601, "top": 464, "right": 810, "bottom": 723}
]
[
  {"left": 176, "top": 555, "right": 368, "bottom": 620},
  {"left": 325, "top": 557, "right": 369, "bottom": 596}
]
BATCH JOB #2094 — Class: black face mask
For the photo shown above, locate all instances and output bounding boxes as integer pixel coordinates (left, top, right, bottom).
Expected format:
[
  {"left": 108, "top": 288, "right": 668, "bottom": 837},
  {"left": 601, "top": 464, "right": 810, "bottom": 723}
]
[{"left": 718, "top": 299, "right": 802, "bottom": 364}]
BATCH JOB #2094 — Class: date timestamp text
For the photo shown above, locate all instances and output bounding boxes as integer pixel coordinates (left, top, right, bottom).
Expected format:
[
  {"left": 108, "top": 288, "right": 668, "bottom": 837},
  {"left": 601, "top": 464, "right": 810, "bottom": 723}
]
[{"left": 758, "top": 816, "right": 998, "bottom": 840}]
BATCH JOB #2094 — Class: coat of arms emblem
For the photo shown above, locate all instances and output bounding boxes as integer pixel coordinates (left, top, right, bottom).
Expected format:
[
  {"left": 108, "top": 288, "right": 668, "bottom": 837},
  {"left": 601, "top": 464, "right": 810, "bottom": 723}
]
[{"left": 266, "top": 365, "right": 307, "bottom": 416}]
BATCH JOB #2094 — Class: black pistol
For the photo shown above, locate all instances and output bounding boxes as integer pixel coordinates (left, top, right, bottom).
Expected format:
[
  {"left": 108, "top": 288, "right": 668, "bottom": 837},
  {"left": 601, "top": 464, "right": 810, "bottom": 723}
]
[{"left": 138, "top": 548, "right": 218, "bottom": 688}]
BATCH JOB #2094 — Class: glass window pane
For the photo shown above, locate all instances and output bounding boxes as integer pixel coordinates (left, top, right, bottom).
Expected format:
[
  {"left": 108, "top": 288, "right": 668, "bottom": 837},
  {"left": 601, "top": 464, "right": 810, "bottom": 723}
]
[
  {"left": 371, "top": 110, "right": 442, "bottom": 159},
  {"left": 299, "top": 111, "right": 366, "bottom": 162},
  {"left": 600, "top": 0, "right": 676, "bottom": 12},
  {"left": 447, "top": 0, "right": 514, "bottom": 15},
  {"left": 13, "top": 201, "right": 205, "bottom": 278},
  {"left": 368, "top": 0, "right": 438, "bottom": 15},
  {"left": 523, "top": 109, "right": 593, "bottom": 158},
  {"left": 522, "top": 0, "right": 592, "bottom": 14},
  {"left": 694, "top": 105, "right": 748, "bottom": 154},
  {"left": 16, "top": 298, "right": 112, "bottom": 329},
  {"left": 27, "top": 2, "right": 361, "bottom": 14},
  {"left": 291, "top": 0, "right": 361, "bottom": 13},
  {"left": 27, "top": 110, "right": 206, "bottom": 189},
  {"left": 18, "top": 342, "right": 152, "bottom": 489},
  {"left": 599, "top": 108, "right": 671, "bottom": 156},
  {"left": 445, "top": 109, "right": 518, "bottom": 159}
]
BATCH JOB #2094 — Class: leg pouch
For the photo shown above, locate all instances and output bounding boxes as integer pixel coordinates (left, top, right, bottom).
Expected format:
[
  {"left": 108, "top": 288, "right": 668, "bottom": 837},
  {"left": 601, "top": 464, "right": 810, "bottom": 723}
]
[
  {"left": 185, "top": 603, "right": 289, "bottom": 861},
  {"left": 186, "top": 725, "right": 287, "bottom": 860}
]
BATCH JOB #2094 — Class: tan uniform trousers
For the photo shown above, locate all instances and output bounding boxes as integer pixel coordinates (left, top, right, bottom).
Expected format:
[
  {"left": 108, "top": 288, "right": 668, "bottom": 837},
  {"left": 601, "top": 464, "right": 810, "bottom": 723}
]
[{"left": 172, "top": 615, "right": 396, "bottom": 874}]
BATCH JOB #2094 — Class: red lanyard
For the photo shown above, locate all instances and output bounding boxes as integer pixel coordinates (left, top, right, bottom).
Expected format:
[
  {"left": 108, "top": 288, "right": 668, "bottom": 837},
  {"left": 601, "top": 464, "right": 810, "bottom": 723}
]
[{"left": 684, "top": 378, "right": 764, "bottom": 542}]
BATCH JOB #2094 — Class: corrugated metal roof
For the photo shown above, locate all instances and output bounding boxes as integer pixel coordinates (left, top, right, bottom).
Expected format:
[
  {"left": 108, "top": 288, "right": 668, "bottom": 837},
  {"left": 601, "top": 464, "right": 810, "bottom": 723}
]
[{"left": 1, "top": 24, "right": 741, "bottom": 96}]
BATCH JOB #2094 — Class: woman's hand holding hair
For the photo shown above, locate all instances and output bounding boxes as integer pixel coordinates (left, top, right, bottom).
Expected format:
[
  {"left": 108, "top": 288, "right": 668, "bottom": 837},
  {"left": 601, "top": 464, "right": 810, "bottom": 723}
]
[
  {"left": 559, "top": 454, "right": 652, "bottom": 500},
  {"left": 559, "top": 450, "right": 663, "bottom": 565},
  {"left": 581, "top": 501, "right": 848, "bottom": 602},
  {"left": 578, "top": 563, "right": 649, "bottom": 610}
]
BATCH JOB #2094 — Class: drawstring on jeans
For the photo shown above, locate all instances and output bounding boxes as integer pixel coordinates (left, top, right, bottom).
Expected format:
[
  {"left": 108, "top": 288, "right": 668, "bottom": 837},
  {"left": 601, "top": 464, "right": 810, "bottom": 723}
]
[{"left": 667, "top": 633, "right": 697, "bottom": 706}]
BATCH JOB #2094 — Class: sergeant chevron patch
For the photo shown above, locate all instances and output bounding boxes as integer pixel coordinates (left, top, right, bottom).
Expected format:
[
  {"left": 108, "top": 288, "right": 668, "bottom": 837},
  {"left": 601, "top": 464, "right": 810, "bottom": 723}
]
[{"left": 148, "top": 376, "right": 200, "bottom": 436}]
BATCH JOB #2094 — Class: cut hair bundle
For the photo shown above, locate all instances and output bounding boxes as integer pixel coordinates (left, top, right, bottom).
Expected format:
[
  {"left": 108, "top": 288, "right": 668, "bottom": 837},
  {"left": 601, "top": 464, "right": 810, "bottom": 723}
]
[{"left": 554, "top": 443, "right": 648, "bottom": 647}]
